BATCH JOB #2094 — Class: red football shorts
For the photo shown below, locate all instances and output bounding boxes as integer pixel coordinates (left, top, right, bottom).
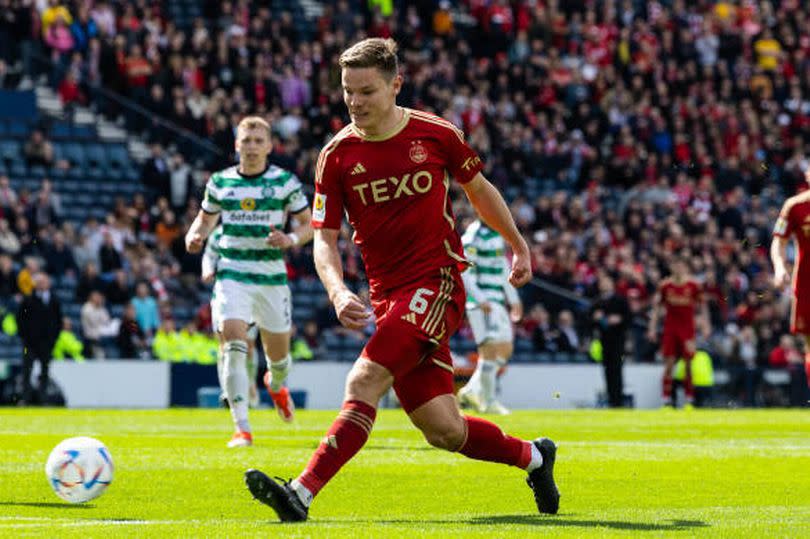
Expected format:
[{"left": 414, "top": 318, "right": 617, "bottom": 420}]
[
  {"left": 661, "top": 326, "right": 696, "bottom": 360},
  {"left": 790, "top": 293, "right": 810, "bottom": 335},
  {"left": 360, "top": 266, "right": 465, "bottom": 413}
]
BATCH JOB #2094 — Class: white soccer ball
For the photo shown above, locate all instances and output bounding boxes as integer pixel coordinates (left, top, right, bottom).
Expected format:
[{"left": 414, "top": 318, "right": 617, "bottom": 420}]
[{"left": 45, "top": 437, "right": 114, "bottom": 503}]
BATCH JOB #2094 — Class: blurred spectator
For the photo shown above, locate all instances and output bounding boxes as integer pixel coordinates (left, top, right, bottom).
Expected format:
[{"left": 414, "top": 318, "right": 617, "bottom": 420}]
[
  {"left": 556, "top": 310, "right": 580, "bottom": 353},
  {"left": 0, "top": 175, "right": 19, "bottom": 211},
  {"left": 44, "top": 231, "right": 78, "bottom": 279},
  {"left": 0, "top": 218, "right": 20, "bottom": 256},
  {"left": 98, "top": 231, "right": 123, "bottom": 274},
  {"left": 132, "top": 282, "right": 160, "bottom": 337},
  {"left": 75, "top": 261, "right": 104, "bottom": 303},
  {"left": 105, "top": 269, "right": 132, "bottom": 305},
  {"left": 769, "top": 335, "right": 801, "bottom": 369},
  {"left": 141, "top": 143, "right": 171, "bottom": 198},
  {"left": 729, "top": 326, "right": 763, "bottom": 407},
  {"left": 23, "top": 130, "right": 54, "bottom": 168},
  {"left": 168, "top": 153, "right": 193, "bottom": 214},
  {"left": 16, "top": 257, "right": 39, "bottom": 296},
  {"left": 154, "top": 210, "right": 180, "bottom": 249},
  {"left": 17, "top": 272, "right": 62, "bottom": 403},
  {"left": 0, "top": 253, "right": 18, "bottom": 302},
  {"left": 80, "top": 290, "right": 113, "bottom": 359},
  {"left": 117, "top": 302, "right": 147, "bottom": 359},
  {"left": 52, "top": 317, "right": 85, "bottom": 362}
]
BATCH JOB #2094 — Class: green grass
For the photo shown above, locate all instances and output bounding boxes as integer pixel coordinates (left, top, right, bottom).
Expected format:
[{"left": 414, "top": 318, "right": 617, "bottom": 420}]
[{"left": 0, "top": 408, "right": 808, "bottom": 538}]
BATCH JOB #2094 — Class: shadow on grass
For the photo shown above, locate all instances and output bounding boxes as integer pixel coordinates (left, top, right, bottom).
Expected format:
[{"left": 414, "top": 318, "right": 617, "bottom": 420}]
[
  {"left": 469, "top": 514, "right": 710, "bottom": 531},
  {"left": 0, "top": 501, "right": 94, "bottom": 509},
  {"left": 305, "top": 514, "right": 710, "bottom": 532}
]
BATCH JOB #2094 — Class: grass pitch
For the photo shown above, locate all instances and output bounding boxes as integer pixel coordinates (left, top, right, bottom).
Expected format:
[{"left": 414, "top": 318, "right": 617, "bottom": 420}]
[{"left": 0, "top": 408, "right": 808, "bottom": 538}]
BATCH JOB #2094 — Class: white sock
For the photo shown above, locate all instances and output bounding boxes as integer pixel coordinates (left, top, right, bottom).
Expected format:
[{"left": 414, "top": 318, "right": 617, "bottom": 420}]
[
  {"left": 290, "top": 479, "right": 313, "bottom": 507},
  {"left": 268, "top": 354, "right": 292, "bottom": 392},
  {"left": 479, "top": 359, "right": 498, "bottom": 406},
  {"left": 464, "top": 356, "right": 486, "bottom": 394},
  {"left": 525, "top": 442, "right": 544, "bottom": 472},
  {"left": 216, "top": 353, "right": 225, "bottom": 397},
  {"left": 223, "top": 340, "right": 250, "bottom": 432}
]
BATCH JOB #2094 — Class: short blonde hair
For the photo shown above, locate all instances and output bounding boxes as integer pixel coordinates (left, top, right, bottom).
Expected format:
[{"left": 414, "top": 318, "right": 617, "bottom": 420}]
[
  {"left": 339, "top": 38, "right": 399, "bottom": 80},
  {"left": 236, "top": 116, "right": 272, "bottom": 137}
]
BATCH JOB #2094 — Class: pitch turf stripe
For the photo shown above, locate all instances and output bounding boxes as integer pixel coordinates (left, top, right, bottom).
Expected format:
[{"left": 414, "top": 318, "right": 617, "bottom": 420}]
[
  {"left": 216, "top": 269, "right": 287, "bottom": 286},
  {"left": 340, "top": 409, "right": 374, "bottom": 431}
]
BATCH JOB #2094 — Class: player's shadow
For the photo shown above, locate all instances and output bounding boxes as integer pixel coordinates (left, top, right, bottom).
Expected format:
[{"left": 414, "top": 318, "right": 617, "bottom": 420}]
[
  {"left": 0, "top": 501, "right": 94, "bottom": 509},
  {"left": 469, "top": 514, "right": 710, "bottom": 531}
]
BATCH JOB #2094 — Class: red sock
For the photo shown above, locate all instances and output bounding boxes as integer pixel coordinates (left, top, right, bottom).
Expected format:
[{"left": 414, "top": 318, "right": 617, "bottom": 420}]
[
  {"left": 297, "top": 400, "right": 376, "bottom": 496},
  {"left": 458, "top": 416, "right": 532, "bottom": 468},
  {"left": 684, "top": 370, "right": 695, "bottom": 402},
  {"left": 662, "top": 374, "right": 673, "bottom": 400}
]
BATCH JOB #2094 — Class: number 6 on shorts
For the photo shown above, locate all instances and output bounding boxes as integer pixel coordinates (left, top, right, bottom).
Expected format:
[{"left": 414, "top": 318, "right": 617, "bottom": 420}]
[{"left": 408, "top": 288, "right": 435, "bottom": 314}]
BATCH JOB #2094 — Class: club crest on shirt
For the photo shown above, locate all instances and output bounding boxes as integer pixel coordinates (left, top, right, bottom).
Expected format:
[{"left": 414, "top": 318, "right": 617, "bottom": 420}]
[
  {"left": 262, "top": 185, "right": 276, "bottom": 198},
  {"left": 409, "top": 140, "right": 428, "bottom": 164},
  {"left": 240, "top": 198, "right": 256, "bottom": 211}
]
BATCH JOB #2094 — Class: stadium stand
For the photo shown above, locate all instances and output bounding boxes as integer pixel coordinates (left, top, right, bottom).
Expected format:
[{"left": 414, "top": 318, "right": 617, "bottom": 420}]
[{"left": 1, "top": 0, "right": 809, "bottom": 406}]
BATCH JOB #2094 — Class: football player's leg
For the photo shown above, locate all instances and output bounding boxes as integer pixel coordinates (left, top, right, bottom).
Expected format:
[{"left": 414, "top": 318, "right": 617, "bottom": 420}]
[
  {"left": 683, "top": 339, "right": 696, "bottom": 405},
  {"left": 403, "top": 360, "right": 558, "bottom": 515},
  {"left": 222, "top": 318, "right": 252, "bottom": 442},
  {"left": 257, "top": 286, "right": 295, "bottom": 420},
  {"left": 291, "top": 358, "right": 392, "bottom": 506},
  {"left": 660, "top": 332, "right": 677, "bottom": 406},
  {"left": 459, "top": 308, "right": 487, "bottom": 409},
  {"left": 485, "top": 339, "right": 514, "bottom": 414}
]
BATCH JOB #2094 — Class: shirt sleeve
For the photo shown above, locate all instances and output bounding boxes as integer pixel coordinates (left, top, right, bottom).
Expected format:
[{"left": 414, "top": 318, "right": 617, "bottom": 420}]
[
  {"left": 773, "top": 201, "right": 792, "bottom": 238},
  {"left": 284, "top": 174, "right": 309, "bottom": 214},
  {"left": 312, "top": 146, "right": 345, "bottom": 229},
  {"left": 201, "top": 176, "right": 221, "bottom": 214},
  {"left": 442, "top": 123, "right": 485, "bottom": 184}
]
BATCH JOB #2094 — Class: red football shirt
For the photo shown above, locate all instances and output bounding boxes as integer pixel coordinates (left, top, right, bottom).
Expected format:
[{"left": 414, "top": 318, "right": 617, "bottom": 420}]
[
  {"left": 773, "top": 190, "right": 810, "bottom": 296},
  {"left": 312, "top": 108, "right": 485, "bottom": 297},
  {"left": 659, "top": 278, "right": 702, "bottom": 334}
]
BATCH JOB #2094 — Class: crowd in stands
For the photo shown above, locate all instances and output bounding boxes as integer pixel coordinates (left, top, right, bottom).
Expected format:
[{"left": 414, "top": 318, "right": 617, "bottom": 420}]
[{"left": 2, "top": 0, "right": 810, "bottom": 405}]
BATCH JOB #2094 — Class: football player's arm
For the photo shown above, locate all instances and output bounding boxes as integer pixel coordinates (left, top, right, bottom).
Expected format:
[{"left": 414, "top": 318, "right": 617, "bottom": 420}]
[
  {"left": 201, "top": 234, "right": 218, "bottom": 284},
  {"left": 771, "top": 235, "right": 791, "bottom": 289},
  {"left": 461, "top": 173, "right": 531, "bottom": 287},
  {"left": 267, "top": 208, "right": 314, "bottom": 249},
  {"left": 314, "top": 228, "right": 370, "bottom": 330},
  {"left": 185, "top": 210, "right": 219, "bottom": 254}
]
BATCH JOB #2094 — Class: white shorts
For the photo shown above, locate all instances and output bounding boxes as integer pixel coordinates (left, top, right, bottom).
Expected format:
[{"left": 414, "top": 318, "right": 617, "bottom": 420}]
[
  {"left": 212, "top": 280, "right": 291, "bottom": 333},
  {"left": 467, "top": 302, "right": 513, "bottom": 345}
]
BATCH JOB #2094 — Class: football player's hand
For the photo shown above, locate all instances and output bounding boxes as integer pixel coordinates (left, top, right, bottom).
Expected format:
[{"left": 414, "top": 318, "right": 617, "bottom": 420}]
[
  {"left": 646, "top": 328, "right": 656, "bottom": 342},
  {"left": 333, "top": 289, "right": 372, "bottom": 330},
  {"left": 509, "top": 303, "right": 523, "bottom": 323},
  {"left": 773, "top": 265, "right": 790, "bottom": 289},
  {"left": 266, "top": 230, "right": 293, "bottom": 249},
  {"left": 480, "top": 301, "right": 492, "bottom": 314},
  {"left": 509, "top": 251, "right": 532, "bottom": 287},
  {"left": 186, "top": 232, "right": 204, "bottom": 254},
  {"left": 201, "top": 271, "right": 215, "bottom": 284}
]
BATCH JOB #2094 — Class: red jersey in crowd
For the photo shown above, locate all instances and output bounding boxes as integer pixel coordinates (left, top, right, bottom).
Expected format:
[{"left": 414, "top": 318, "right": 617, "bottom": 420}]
[{"left": 659, "top": 278, "right": 703, "bottom": 335}]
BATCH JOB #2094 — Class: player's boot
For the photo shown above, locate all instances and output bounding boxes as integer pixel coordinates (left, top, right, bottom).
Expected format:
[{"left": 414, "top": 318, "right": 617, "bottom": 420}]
[
  {"left": 227, "top": 431, "right": 253, "bottom": 448},
  {"left": 264, "top": 373, "right": 295, "bottom": 422},
  {"left": 526, "top": 437, "right": 560, "bottom": 515},
  {"left": 457, "top": 386, "right": 484, "bottom": 412},
  {"left": 483, "top": 400, "right": 511, "bottom": 415},
  {"left": 245, "top": 469, "right": 308, "bottom": 522}
]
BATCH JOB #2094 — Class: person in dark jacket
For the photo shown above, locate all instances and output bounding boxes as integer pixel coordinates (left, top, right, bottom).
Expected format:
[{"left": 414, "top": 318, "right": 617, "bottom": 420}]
[
  {"left": 17, "top": 272, "right": 62, "bottom": 403},
  {"left": 591, "top": 275, "right": 631, "bottom": 407}
]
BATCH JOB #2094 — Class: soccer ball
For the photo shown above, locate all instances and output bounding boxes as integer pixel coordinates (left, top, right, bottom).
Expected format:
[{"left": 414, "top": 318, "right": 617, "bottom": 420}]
[{"left": 45, "top": 437, "right": 114, "bottom": 503}]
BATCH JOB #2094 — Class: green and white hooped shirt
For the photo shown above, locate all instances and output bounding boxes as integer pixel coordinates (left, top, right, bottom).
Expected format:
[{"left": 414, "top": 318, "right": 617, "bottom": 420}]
[
  {"left": 461, "top": 220, "right": 519, "bottom": 309},
  {"left": 201, "top": 164, "right": 308, "bottom": 286}
]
